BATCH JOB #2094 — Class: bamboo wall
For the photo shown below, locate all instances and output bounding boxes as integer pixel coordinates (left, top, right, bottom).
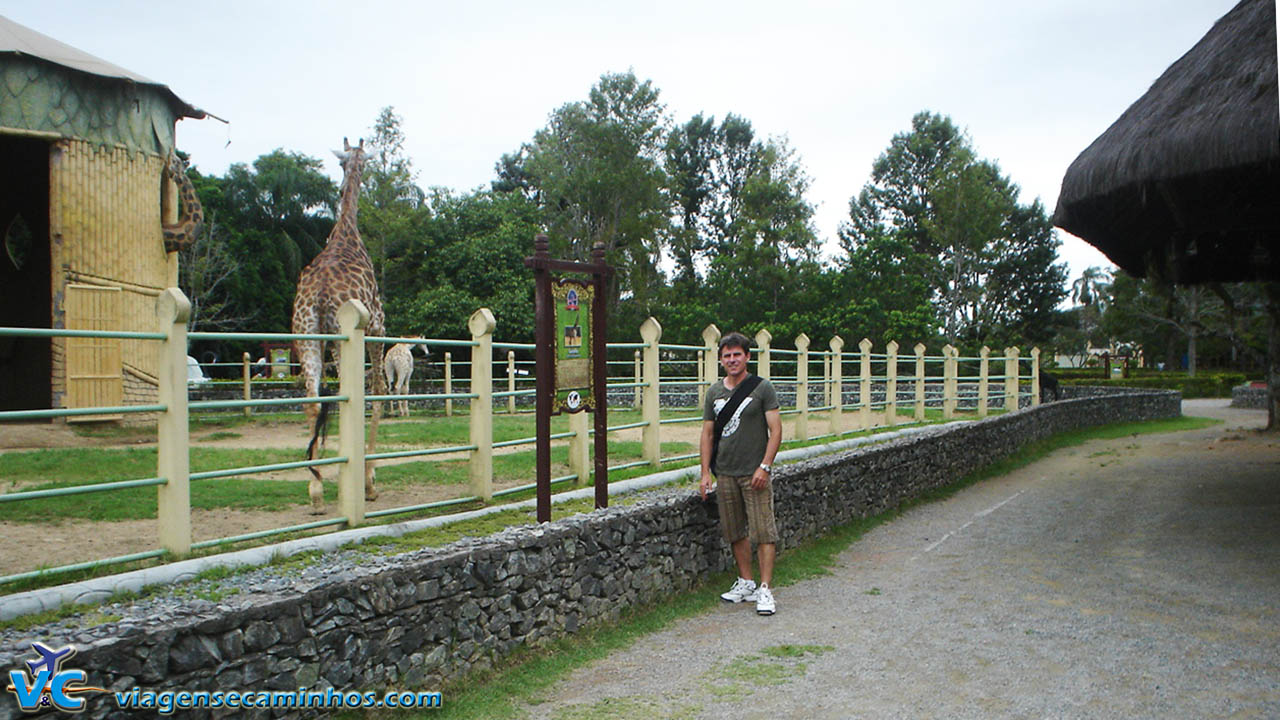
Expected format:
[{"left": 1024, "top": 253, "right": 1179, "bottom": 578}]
[{"left": 48, "top": 139, "right": 168, "bottom": 410}]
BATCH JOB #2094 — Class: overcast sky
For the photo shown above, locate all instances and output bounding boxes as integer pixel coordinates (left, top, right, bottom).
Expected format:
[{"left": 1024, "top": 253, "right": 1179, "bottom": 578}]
[{"left": 4, "top": 0, "right": 1246, "bottom": 286}]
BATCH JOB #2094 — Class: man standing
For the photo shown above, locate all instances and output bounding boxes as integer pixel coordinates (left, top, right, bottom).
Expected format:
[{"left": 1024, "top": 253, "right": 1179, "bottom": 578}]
[{"left": 699, "top": 332, "right": 783, "bottom": 615}]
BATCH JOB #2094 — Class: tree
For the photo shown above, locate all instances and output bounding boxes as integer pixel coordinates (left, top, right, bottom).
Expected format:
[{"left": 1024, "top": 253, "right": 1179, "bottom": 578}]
[
  {"left": 360, "top": 106, "right": 428, "bottom": 316},
  {"left": 191, "top": 151, "right": 337, "bottom": 333},
  {"left": 177, "top": 211, "right": 249, "bottom": 333},
  {"left": 658, "top": 113, "right": 820, "bottom": 338},
  {"left": 1066, "top": 266, "right": 1113, "bottom": 353},
  {"left": 518, "top": 71, "right": 670, "bottom": 318},
  {"left": 388, "top": 188, "right": 541, "bottom": 343},
  {"left": 703, "top": 136, "right": 820, "bottom": 332},
  {"left": 1102, "top": 273, "right": 1261, "bottom": 375},
  {"left": 840, "top": 111, "right": 1067, "bottom": 349}
]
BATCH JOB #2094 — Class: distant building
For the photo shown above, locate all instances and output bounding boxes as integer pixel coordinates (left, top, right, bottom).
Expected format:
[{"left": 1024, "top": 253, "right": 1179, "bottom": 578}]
[{"left": 1, "top": 15, "right": 207, "bottom": 417}]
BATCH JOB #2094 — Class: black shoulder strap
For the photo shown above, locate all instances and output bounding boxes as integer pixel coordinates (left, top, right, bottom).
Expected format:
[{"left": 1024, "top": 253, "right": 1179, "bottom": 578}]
[{"left": 710, "top": 374, "right": 763, "bottom": 474}]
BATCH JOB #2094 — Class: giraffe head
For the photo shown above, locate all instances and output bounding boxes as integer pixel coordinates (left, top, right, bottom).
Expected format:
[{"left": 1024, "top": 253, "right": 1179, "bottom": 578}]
[
  {"left": 405, "top": 335, "right": 429, "bottom": 357},
  {"left": 334, "top": 137, "right": 367, "bottom": 194}
]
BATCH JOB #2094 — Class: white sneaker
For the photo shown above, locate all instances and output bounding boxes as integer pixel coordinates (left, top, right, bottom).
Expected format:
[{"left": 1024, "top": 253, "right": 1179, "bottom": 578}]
[
  {"left": 720, "top": 577, "right": 758, "bottom": 603},
  {"left": 756, "top": 584, "right": 776, "bottom": 615}
]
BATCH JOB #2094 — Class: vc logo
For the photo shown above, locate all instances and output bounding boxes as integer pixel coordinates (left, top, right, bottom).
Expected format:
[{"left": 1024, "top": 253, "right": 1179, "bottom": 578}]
[{"left": 5, "top": 642, "right": 106, "bottom": 713}]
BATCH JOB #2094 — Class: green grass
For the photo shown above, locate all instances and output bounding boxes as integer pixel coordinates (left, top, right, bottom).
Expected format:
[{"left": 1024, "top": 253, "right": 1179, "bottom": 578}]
[{"left": 0, "top": 447, "right": 341, "bottom": 522}]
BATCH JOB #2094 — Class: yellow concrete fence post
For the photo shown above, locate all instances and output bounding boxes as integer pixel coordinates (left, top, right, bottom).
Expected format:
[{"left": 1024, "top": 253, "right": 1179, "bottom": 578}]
[
  {"left": 640, "top": 317, "right": 662, "bottom": 467},
  {"left": 823, "top": 351, "right": 832, "bottom": 409},
  {"left": 795, "top": 333, "right": 810, "bottom": 441},
  {"left": 979, "top": 346, "right": 991, "bottom": 418},
  {"left": 444, "top": 351, "right": 453, "bottom": 417},
  {"left": 507, "top": 350, "right": 517, "bottom": 414},
  {"left": 701, "top": 324, "right": 721, "bottom": 409},
  {"left": 859, "top": 338, "right": 873, "bottom": 430},
  {"left": 943, "top": 344, "right": 957, "bottom": 420},
  {"left": 337, "top": 299, "right": 371, "bottom": 525},
  {"left": 569, "top": 410, "right": 589, "bottom": 486},
  {"left": 829, "top": 336, "right": 844, "bottom": 437},
  {"left": 886, "top": 341, "right": 899, "bottom": 426},
  {"left": 242, "top": 352, "right": 252, "bottom": 418},
  {"left": 156, "top": 288, "right": 192, "bottom": 556},
  {"left": 914, "top": 343, "right": 927, "bottom": 421},
  {"left": 1005, "top": 346, "right": 1020, "bottom": 411},
  {"left": 633, "top": 350, "right": 642, "bottom": 409},
  {"left": 1031, "top": 347, "right": 1042, "bottom": 406},
  {"left": 469, "top": 308, "right": 496, "bottom": 502},
  {"left": 755, "top": 328, "right": 772, "bottom": 380},
  {"left": 696, "top": 350, "right": 705, "bottom": 409}
]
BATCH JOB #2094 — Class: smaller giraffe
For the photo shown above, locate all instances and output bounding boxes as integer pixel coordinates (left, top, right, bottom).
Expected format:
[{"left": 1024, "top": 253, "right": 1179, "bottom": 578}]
[
  {"left": 384, "top": 338, "right": 427, "bottom": 417},
  {"left": 162, "top": 150, "right": 204, "bottom": 253}
]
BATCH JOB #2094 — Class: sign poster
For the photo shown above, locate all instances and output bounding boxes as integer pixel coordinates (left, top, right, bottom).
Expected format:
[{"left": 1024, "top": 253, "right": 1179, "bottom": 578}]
[{"left": 552, "top": 279, "right": 593, "bottom": 413}]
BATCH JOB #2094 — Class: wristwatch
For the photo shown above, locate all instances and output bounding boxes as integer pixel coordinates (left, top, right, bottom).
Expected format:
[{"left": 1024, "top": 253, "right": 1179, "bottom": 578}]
[{"left": 759, "top": 463, "right": 771, "bottom": 473}]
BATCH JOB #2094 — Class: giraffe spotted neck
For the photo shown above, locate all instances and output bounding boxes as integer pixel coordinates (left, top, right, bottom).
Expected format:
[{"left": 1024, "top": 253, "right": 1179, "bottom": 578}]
[
  {"left": 330, "top": 137, "right": 365, "bottom": 245},
  {"left": 162, "top": 151, "right": 205, "bottom": 253}
]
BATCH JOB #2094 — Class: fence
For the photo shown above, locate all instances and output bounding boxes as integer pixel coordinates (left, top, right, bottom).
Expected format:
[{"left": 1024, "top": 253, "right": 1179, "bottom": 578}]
[{"left": 0, "top": 289, "right": 1041, "bottom": 586}]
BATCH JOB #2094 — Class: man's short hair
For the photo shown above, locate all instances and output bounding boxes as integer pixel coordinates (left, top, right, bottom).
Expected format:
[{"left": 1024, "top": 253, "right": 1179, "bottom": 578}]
[{"left": 718, "top": 332, "right": 753, "bottom": 356}]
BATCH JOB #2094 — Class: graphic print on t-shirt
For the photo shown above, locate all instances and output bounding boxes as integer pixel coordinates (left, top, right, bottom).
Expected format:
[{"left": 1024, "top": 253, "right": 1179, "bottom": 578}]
[{"left": 712, "top": 396, "right": 753, "bottom": 438}]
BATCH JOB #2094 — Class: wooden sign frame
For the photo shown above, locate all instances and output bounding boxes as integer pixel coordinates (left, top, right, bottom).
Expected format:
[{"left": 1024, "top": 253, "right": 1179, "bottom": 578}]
[{"left": 524, "top": 234, "right": 613, "bottom": 522}]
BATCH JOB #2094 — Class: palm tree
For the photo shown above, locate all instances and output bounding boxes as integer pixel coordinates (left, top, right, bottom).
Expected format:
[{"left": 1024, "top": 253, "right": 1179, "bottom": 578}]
[
  {"left": 1070, "top": 266, "right": 1112, "bottom": 310},
  {"left": 1070, "top": 266, "right": 1113, "bottom": 361}
]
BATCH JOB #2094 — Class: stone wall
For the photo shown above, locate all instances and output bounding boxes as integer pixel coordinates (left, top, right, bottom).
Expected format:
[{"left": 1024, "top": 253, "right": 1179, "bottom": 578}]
[
  {"left": 0, "top": 388, "right": 1179, "bottom": 720},
  {"left": 1231, "top": 384, "right": 1269, "bottom": 409}
]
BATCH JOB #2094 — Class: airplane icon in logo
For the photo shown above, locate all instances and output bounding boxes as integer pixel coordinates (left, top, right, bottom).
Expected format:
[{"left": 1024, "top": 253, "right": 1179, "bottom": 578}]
[{"left": 25, "top": 642, "right": 75, "bottom": 677}]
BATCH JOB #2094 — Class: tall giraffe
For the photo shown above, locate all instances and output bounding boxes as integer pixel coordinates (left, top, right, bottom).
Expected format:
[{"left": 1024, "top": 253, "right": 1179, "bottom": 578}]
[
  {"left": 161, "top": 150, "right": 204, "bottom": 253},
  {"left": 292, "top": 137, "right": 385, "bottom": 513}
]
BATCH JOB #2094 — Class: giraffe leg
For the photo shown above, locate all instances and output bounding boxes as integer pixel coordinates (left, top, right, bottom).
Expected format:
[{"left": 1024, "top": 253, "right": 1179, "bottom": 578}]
[{"left": 296, "top": 338, "right": 328, "bottom": 514}]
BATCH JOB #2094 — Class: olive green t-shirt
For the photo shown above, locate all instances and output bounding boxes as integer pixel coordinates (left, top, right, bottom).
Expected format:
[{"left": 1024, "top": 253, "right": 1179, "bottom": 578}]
[{"left": 702, "top": 375, "right": 780, "bottom": 476}]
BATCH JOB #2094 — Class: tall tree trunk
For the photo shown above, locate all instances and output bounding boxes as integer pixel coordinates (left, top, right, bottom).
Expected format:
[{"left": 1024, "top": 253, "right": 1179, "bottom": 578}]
[
  {"left": 1187, "top": 328, "right": 1197, "bottom": 378},
  {"left": 1266, "top": 283, "right": 1280, "bottom": 431},
  {"left": 1164, "top": 330, "right": 1179, "bottom": 371}
]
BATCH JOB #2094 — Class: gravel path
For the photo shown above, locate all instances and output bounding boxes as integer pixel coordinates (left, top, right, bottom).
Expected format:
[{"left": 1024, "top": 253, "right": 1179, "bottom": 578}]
[{"left": 516, "top": 400, "right": 1280, "bottom": 720}]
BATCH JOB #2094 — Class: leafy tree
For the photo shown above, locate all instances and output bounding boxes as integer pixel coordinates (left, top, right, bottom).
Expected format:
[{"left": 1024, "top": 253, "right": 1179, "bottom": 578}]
[
  {"left": 177, "top": 210, "right": 248, "bottom": 333},
  {"left": 1067, "top": 266, "right": 1113, "bottom": 350},
  {"left": 1102, "top": 273, "right": 1267, "bottom": 375},
  {"left": 703, "top": 136, "right": 820, "bottom": 332},
  {"left": 517, "top": 71, "right": 670, "bottom": 318},
  {"left": 840, "top": 111, "right": 1067, "bottom": 349},
  {"left": 388, "top": 189, "right": 541, "bottom": 343},
  {"left": 189, "top": 153, "right": 337, "bottom": 333},
  {"left": 361, "top": 107, "right": 427, "bottom": 295},
  {"left": 664, "top": 113, "right": 718, "bottom": 284},
  {"left": 658, "top": 113, "right": 819, "bottom": 341}
]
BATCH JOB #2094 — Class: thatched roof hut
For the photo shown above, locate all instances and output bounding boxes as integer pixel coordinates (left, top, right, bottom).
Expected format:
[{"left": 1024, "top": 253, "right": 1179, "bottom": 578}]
[{"left": 1053, "top": 0, "right": 1278, "bottom": 284}]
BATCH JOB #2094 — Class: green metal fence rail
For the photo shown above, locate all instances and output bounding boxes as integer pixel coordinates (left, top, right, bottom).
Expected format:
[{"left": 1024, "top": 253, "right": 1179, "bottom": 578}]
[{"left": 0, "top": 308, "right": 1040, "bottom": 589}]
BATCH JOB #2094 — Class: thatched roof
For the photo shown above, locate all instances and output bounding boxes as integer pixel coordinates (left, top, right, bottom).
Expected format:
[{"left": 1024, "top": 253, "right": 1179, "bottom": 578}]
[
  {"left": 0, "top": 14, "right": 204, "bottom": 120},
  {"left": 1053, "top": 0, "right": 1279, "bottom": 283}
]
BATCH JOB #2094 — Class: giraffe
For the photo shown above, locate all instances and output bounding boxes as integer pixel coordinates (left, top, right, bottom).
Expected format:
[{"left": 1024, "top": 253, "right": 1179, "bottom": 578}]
[
  {"left": 161, "top": 150, "right": 204, "bottom": 253},
  {"left": 291, "top": 137, "right": 385, "bottom": 513},
  {"left": 383, "top": 338, "right": 427, "bottom": 417}
]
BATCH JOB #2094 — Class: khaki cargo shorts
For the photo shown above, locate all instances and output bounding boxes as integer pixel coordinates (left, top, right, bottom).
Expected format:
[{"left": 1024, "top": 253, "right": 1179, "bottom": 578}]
[{"left": 715, "top": 474, "right": 779, "bottom": 545}]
